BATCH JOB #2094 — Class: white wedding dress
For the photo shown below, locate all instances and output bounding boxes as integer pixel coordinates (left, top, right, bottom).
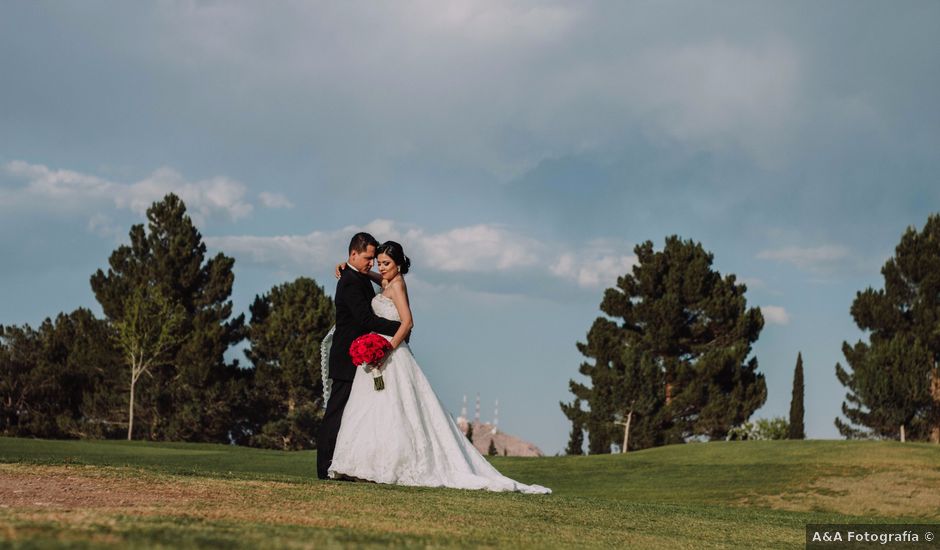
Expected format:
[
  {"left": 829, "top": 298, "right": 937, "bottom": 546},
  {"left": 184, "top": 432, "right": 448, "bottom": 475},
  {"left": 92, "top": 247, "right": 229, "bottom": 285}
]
[{"left": 326, "top": 293, "right": 551, "bottom": 494}]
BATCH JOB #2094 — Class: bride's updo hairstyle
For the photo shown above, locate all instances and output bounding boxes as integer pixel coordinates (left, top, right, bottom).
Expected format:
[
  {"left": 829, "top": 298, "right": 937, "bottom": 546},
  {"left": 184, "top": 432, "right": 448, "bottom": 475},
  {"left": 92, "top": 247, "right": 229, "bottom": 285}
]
[{"left": 376, "top": 241, "right": 411, "bottom": 275}]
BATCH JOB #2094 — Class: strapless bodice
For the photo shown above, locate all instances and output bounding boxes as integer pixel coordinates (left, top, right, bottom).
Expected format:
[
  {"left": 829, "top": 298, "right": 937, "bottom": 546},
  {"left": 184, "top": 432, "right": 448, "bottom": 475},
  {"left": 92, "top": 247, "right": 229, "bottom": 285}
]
[{"left": 372, "top": 293, "right": 400, "bottom": 321}]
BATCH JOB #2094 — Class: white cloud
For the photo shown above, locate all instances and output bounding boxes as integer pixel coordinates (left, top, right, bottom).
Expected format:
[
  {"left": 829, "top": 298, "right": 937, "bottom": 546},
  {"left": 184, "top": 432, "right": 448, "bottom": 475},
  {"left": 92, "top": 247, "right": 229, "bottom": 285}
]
[
  {"left": 207, "top": 230, "right": 340, "bottom": 272},
  {"left": 551, "top": 246, "right": 637, "bottom": 289},
  {"left": 258, "top": 191, "right": 294, "bottom": 209},
  {"left": 206, "top": 220, "right": 637, "bottom": 291},
  {"left": 208, "top": 221, "right": 544, "bottom": 275},
  {"left": 414, "top": 224, "right": 542, "bottom": 272},
  {"left": 4, "top": 160, "right": 116, "bottom": 202},
  {"left": 761, "top": 305, "right": 790, "bottom": 325},
  {"left": 757, "top": 244, "right": 852, "bottom": 272},
  {"left": 3, "top": 160, "right": 254, "bottom": 224},
  {"left": 116, "top": 167, "right": 253, "bottom": 222}
]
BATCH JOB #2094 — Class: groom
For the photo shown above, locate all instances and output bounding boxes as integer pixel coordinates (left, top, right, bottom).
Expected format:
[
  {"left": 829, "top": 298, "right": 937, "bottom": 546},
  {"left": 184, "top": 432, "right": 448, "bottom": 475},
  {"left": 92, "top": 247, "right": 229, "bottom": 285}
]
[{"left": 317, "top": 232, "right": 402, "bottom": 480}]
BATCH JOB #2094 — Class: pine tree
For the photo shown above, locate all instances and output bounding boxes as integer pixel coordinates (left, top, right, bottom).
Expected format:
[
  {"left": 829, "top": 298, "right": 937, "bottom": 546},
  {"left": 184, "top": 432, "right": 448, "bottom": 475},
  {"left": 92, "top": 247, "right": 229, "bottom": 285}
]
[
  {"left": 245, "top": 277, "right": 334, "bottom": 450},
  {"left": 0, "top": 323, "right": 45, "bottom": 436},
  {"left": 488, "top": 439, "right": 498, "bottom": 456},
  {"left": 788, "top": 353, "right": 805, "bottom": 439},
  {"left": 562, "top": 236, "right": 766, "bottom": 451},
  {"left": 561, "top": 318, "right": 621, "bottom": 454},
  {"left": 65, "top": 309, "right": 126, "bottom": 439},
  {"left": 610, "top": 346, "right": 666, "bottom": 451},
  {"left": 836, "top": 336, "right": 931, "bottom": 441},
  {"left": 90, "top": 193, "right": 246, "bottom": 442},
  {"left": 466, "top": 422, "right": 474, "bottom": 443},
  {"left": 563, "top": 399, "right": 585, "bottom": 455},
  {"left": 835, "top": 214, "right": 940, "bottom": 442},
  {"left": 0, "top": 310, "right": 123, "bottom": 439}
]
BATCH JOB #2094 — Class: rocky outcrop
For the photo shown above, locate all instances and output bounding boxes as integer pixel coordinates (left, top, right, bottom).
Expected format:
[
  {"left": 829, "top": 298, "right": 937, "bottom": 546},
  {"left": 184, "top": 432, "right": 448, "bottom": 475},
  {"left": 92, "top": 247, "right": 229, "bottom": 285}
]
[{"left": 455, "top": 419, "right": 543, "bottom": 457}]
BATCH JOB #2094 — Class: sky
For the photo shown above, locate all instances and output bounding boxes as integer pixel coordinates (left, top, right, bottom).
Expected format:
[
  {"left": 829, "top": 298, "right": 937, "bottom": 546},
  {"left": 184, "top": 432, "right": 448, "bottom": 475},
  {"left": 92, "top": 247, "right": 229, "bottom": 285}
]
[{"left": 2, "top": 1, "right": 939, "bottom": 454}]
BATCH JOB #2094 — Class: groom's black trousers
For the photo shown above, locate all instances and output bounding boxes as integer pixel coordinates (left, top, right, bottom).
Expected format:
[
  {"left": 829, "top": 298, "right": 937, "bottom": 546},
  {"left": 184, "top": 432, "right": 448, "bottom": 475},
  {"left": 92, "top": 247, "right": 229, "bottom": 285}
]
[{"left": 317, "top": 378, "right": 353, "bottom": 479}]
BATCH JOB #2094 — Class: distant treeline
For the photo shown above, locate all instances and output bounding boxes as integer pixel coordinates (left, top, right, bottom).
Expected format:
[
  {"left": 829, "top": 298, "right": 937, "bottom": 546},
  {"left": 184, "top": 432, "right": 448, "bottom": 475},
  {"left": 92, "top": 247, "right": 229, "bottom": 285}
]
[
  {"left": 561, "top": 215, "right": 940, "bottom": 454},
  {"left": 4, "top": 194, "right": 938, "bottom": 452},
  {"left": 0, "top": 194, "right": 334, "bottom": 450}
]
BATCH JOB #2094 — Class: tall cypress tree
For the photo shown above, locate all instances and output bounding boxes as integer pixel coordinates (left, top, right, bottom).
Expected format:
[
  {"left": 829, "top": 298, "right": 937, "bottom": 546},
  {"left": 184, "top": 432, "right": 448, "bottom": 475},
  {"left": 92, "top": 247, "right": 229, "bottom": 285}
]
[
  {"left": 835, "top": 214, "right": 940, "bottom": 442},
  {"left": 562, "top": 236, "right": 766, "bottom": 451},
  {"left": 90, "top": 193, "right": 246, "bottom": 442},
  {"left": 788, "top": 352, "right": 805, "bottom": 439}
]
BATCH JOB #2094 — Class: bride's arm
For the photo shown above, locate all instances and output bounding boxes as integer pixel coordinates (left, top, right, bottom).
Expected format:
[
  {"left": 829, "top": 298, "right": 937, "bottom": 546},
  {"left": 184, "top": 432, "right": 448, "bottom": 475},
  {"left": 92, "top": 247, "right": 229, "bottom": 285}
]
[
  {"left": 335, "top": 262, "right": 383, "bottom": 285},
  {"left": 385, "top": 280, "right": 414, "bottom": 349}
]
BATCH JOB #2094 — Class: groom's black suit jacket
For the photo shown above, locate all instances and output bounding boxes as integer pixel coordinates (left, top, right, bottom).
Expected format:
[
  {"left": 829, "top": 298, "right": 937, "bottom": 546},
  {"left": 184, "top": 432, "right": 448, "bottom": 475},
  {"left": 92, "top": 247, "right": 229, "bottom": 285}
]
[{"left": 329, "top": 267, "right": 401, "bottom": 381}]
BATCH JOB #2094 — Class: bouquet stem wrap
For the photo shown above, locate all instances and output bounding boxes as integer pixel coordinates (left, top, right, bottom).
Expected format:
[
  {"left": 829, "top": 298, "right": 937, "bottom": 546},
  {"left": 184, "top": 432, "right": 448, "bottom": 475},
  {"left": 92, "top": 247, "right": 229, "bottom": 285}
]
[{"left": 370, "top": 366, "right": 385, "bottom": 391}]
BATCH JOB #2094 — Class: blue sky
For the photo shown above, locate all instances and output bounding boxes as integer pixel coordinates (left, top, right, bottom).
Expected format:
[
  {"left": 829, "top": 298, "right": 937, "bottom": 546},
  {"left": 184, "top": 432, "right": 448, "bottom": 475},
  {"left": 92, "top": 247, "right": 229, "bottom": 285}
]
[{"left": 2, "top": 1, "right": 938, "bottom": 454}]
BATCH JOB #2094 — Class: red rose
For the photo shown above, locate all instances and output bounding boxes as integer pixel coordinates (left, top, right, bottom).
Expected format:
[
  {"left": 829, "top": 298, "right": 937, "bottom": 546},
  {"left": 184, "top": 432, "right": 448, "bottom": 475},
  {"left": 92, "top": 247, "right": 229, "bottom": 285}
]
[{"left": 350, "top": 333, "right": 392, "bottom": 366}]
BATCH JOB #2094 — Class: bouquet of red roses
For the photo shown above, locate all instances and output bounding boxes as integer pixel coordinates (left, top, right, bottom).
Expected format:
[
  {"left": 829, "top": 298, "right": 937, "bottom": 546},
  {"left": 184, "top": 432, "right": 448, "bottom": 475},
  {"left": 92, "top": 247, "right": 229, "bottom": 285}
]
[{"left": 349, "top": 333, "right": 393, "bottom": 391}]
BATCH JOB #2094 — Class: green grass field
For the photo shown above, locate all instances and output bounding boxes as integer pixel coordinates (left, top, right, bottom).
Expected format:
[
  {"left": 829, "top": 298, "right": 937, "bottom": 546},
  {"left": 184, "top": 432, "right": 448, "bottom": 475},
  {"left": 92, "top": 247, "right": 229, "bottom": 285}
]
[{"left": 1, "top": 438, "right": 937, "bottom": 548}]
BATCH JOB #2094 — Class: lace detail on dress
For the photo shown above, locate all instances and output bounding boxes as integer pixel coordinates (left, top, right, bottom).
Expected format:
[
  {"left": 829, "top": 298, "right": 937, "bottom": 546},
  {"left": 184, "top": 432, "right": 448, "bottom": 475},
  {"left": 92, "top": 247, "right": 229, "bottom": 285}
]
[
  {"left": 371, "top": 293, "right": 400, "bottom": 320},
  {"left": 319, "top": 326, "right": 335, "bottom": 405}
]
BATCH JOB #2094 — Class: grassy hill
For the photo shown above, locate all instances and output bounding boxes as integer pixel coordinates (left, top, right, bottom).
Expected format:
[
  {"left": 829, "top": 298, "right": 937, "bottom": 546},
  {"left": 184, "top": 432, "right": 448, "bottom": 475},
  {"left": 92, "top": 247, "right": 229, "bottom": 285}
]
[{"left": 1, "top": 438, "right": 937, "bottom": 548}]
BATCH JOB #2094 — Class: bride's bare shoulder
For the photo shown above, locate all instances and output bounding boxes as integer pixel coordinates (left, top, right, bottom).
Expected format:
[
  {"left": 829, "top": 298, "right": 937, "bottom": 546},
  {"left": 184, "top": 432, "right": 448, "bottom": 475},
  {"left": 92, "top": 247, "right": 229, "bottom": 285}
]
[{"left": 386, "top": 276, "right": 408, "bottom": 297}]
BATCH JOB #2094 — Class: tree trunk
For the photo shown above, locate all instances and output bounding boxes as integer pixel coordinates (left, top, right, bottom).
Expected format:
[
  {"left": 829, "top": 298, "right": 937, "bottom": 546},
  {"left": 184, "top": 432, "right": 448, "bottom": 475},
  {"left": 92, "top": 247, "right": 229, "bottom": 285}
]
[
  {"left": 900, "top": 424, "right": 906, "bottom": 443},
  {"left": 931, "top": 365, "right": 940, "bottom": 444},
  {"left": 127, "top": 375, "right": 136, "bottom": 441},
  {"left": 623, "top": 410, "right": 633, "bottom": 453},
  {"left": 664, "top": 361, "right": 673, "bottom": 406}
]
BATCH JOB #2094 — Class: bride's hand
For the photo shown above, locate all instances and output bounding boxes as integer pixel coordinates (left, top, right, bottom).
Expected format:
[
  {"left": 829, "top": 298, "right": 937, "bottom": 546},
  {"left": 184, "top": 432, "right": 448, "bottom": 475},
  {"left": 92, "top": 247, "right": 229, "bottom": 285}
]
[{"left": 335, "top": 262, "right": 346, "bottom": 279}]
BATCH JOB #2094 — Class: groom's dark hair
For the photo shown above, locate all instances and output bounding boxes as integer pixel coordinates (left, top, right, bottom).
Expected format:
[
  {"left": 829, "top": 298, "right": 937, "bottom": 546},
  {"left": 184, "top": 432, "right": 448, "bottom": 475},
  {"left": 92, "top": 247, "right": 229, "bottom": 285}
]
[{"left": 348, "top": 232, "right": 380, "bottom": 254}]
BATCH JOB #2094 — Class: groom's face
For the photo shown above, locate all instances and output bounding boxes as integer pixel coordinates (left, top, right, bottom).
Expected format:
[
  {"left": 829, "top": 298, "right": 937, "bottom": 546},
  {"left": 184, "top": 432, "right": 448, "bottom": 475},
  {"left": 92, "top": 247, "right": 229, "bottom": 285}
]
[{"left": 348, "top": 245, "right": 376, "bottom": 273}]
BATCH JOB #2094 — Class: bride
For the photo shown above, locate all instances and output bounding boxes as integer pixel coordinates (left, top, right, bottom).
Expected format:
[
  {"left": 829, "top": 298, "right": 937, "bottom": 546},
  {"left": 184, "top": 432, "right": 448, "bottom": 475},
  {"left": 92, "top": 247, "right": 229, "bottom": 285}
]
[{"left": 323, "top": 241, "right": 550, "bottom": 494}]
